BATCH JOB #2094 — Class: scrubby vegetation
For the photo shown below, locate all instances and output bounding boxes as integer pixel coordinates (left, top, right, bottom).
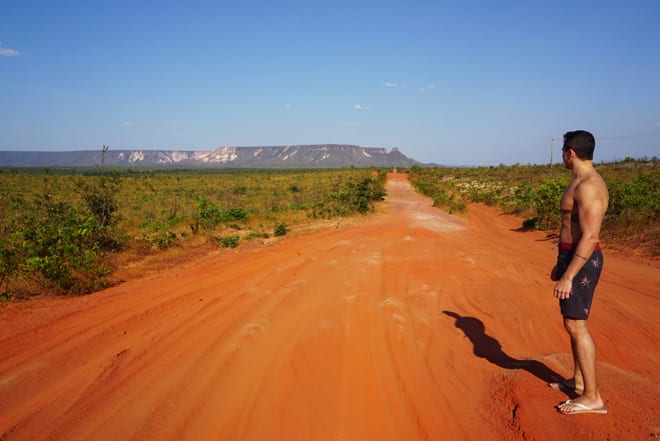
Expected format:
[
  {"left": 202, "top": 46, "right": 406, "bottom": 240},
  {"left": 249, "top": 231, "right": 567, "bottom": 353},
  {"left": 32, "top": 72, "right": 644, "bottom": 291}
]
[
  {"left": 0, "top": 166, "right": 387, "bottom": 299},
  {"left": 406, "top": 158, "right": 659, "bottom": 257},
  {"left": 3, "top": 156, "right": 655, "bottom": 301}
]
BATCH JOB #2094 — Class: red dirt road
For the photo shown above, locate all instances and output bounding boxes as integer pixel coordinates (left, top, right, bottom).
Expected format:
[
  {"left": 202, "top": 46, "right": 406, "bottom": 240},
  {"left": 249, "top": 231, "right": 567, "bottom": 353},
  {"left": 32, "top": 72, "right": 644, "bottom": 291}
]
[{"left": 1, "top": 173, "right": 658, "bottom": 441}]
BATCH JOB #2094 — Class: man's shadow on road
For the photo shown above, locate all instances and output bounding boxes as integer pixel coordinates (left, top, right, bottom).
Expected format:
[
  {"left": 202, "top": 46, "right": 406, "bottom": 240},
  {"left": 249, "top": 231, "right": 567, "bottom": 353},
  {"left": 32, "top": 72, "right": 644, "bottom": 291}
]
[{"left": 443, "top": 310, "right": 567, "bottom": 390}]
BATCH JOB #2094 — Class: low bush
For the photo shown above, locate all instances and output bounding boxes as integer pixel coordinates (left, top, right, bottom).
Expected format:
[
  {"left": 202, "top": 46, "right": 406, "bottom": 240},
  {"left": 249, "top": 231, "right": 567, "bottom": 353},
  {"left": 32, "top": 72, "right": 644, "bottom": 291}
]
[
  {"left": 310, "top": 173, "right": 387, "bottom": 218},
  {"left": 10, "top": 194, "right": 111, "bottom": 294},
  {"left": 273, "top": 223, "right": 288, "bottom": 237},
  {"left": 218, "top": 234, "right": 240, "bottom": 248},
  {"left": 244, "top": 230, "right": 267, "bottom": 240},
  {"left": 191, "top": 197, "right": 249, "bottom": 232},
  {"left": 533, "top": 177, "right": 568, "bottom": 230}
]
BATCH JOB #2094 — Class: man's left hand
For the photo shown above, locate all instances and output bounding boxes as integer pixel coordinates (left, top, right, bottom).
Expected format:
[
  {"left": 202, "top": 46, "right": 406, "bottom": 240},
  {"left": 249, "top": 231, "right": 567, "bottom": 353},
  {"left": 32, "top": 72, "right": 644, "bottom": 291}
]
[{"left": 554, "top": 278, "right": 573, "bottom": 299}]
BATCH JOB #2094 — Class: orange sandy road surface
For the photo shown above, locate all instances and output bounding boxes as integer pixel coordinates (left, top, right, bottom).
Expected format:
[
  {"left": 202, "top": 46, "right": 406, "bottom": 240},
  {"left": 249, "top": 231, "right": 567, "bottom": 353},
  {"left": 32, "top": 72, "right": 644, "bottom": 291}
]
[{"left": 1, "top": 173, "right": 658, "bottom": 441}]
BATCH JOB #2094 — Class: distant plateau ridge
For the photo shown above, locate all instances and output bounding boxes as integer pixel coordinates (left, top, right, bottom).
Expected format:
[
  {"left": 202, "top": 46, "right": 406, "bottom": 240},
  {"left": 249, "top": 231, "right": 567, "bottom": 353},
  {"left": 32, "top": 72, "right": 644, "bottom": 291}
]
[{"left": 0, "top": 145, "right": 419, "bottom": 168}]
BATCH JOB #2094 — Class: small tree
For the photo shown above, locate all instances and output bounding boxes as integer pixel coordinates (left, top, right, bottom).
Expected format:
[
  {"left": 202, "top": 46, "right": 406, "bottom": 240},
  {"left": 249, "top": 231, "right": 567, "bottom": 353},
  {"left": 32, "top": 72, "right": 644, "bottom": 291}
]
[{"left": 77, "top": 146, "right": 123, "bottom": 250}]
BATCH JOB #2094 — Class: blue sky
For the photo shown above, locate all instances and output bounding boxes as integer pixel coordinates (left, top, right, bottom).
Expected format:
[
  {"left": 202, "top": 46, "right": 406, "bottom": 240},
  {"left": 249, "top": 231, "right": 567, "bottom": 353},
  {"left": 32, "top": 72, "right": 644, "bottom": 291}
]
[{"left": 1, "top": 0, "right": 659, "bottom": 165}]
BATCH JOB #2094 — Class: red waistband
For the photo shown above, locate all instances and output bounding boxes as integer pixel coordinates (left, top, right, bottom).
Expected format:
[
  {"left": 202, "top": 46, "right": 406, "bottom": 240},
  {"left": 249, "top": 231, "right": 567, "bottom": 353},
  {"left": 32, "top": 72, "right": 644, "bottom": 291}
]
[{"left": 559, "top": 242, "right": 601, "bottom": 252}]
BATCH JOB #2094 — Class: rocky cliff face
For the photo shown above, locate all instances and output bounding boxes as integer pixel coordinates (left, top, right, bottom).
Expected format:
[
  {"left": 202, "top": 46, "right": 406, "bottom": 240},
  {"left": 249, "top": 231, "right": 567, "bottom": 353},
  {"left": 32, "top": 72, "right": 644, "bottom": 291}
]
[{"left": 0, "top": 145, "right": 418, "bottom": 168}]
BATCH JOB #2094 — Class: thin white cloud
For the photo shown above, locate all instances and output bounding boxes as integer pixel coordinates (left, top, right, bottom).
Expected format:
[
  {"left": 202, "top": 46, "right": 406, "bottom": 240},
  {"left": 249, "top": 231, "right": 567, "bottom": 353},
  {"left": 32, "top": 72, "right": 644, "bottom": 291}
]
[
  {"left": 419, "top": 83, "right": 437, "bottom": 92},
  {"left": 284, "top": 103, "right": 292, "bottom": 109},
  {"left": 354, "top": 104, "right": 367, "bottom": 111},
  {"left": 122, "top": 121, "right": 136, "bottom": 127},
  {"left": 384, "top": 82, "right": 399, "bottom": 88},
  {"left": 0, "top": 43, "right": 20, "bottom": 57}
]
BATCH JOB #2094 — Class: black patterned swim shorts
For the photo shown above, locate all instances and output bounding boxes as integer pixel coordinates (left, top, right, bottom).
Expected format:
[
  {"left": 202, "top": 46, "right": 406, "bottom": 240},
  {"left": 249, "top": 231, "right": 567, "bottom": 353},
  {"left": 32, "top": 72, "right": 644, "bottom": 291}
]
[{"left": 556, "top": 243, "right": 604, "bottom": 320}]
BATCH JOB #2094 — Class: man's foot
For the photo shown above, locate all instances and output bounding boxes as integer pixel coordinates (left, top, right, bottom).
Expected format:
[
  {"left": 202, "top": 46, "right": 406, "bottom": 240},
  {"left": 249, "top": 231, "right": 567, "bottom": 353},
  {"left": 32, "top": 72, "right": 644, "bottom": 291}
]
[
  {"left": 548, "top": 378, "right": 584, "bottom": 394},
  {"left": 556, "top": 399, "right": 607, "bottom": 415}
]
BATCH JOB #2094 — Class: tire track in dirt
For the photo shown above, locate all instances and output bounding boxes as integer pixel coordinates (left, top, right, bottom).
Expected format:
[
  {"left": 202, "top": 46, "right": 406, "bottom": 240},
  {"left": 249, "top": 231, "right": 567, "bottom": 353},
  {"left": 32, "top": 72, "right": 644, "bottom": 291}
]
[{"left": 0, "top": 173, "right": 658, "bottom": 441}]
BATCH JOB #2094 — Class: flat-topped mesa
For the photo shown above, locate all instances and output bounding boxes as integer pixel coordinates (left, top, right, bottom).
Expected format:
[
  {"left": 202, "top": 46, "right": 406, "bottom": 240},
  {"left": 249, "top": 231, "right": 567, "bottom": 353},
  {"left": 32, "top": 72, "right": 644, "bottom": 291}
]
[{"left": 0, "top": 145, "right": 418, "bottom": 168}]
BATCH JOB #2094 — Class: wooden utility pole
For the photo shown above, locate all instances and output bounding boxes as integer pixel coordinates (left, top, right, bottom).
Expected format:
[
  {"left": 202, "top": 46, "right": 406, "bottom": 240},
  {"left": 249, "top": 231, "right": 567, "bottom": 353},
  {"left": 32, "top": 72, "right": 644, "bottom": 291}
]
[{"left": 550, "top": 137, "right": 555, "bottom": 167}]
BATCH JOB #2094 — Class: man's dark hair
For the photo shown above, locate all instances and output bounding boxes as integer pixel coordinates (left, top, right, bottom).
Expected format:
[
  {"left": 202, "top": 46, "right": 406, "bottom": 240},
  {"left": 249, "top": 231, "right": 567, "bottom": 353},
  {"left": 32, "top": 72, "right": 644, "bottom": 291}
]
[{"left": 563, "top": 130, "right": 595, "bottom": 160}]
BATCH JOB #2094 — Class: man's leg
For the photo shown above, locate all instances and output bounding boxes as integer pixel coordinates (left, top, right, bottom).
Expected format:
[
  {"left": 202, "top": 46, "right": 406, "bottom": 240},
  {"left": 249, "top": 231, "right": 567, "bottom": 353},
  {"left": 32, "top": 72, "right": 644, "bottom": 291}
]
[
  {"left": 558, "top": 318, "right": 606, "bottom": 413},
  {"left": 568, "top": 333, "right": 584, "bottom": 392}
]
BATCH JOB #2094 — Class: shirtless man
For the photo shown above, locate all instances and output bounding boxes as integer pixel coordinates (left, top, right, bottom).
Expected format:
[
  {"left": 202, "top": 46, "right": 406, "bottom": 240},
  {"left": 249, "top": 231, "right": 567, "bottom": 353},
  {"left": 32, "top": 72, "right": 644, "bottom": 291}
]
[{"left": 550, "top": 130, "right": 609, "bottom": 415}]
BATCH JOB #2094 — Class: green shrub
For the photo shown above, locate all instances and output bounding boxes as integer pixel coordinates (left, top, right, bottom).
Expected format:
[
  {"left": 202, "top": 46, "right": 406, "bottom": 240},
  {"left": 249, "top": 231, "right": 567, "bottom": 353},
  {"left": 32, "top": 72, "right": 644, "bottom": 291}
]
[
  {"left": 220, "top": 207, "right": 248, "bottom": 223},
  {"left": 606, "top": 174, "right": 658, "bottom": 225},
  {"left": 274, "top": 223, "right": 288, "bottom": 237},
  {"left": 534, "top": 178, "right": 568, "bottom": 230},
  {"left": 18, "top": 194, "right": 110, "bottom": 293},
  {"left": 310, "top": 175, "right": 386, "bottom": 218},
  {"left": 218, "top": 234, "right": 240, "bottom": 248},
  {"left": 192, "top": 198, "right": 249, "bottom": 231},
  {"left": 77, "top": 169, "right": 123, "bottom": 250},
  {"left": 244, "top": 230, "right": 266, "bottom": 240},
  {"left": 0, "top": 232, "right": 23, "bottom": 297},
  {"left": 150, "top": 231, "right": 178, "bottom": 249},
  {"left": 192, "top": 197, "right": 223, "bottom": 231},
  {"left": 522, "top": 216, "right": 541, "bottom": 229},
  {"left": 508, "top": 182, "right": 535, "bottom": 214}
]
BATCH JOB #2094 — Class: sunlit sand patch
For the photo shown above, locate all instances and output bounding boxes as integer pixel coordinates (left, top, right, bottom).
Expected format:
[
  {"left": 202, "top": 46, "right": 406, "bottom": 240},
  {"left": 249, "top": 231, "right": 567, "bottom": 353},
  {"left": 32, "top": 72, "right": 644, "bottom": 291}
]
[
  {"left": 228, "top": 319, "right": 270, "bottom": 353},
  {"left": 240, "top": 319, "right": 269, "bottom": 339},
  {"left": 411, "top": 283, "right": 436, "bottom": 294},
  {"left": 413, "top": 213, "right": 437, "bottom": 221},
  {"left": 379, "top": 297, "right": 402, "bottom": 312},
  {"left": 0, "top": 361, "right": 46, "bottom": 386},
  {"left": 390, "top": 313, "right": 406, "bottom": 324},
  {"left": 366, "top": 251, "right": 383, "bottom": 265},
  {"left": 456, "top": 253, "right": 476, "bottom": 265},
  {"left": 420, "top": 284, "right": 439, "bottom": 298},
  {"left": 0, "top": 372, "right": 19, "bottom": 386},
  {"left": 350, "top": 244, "right": 368, "bottom": 255},
  {"left": 408, "top": 286, "right": 439, "bottom": 308},
  {"left": 405, "top": 210, "right": 467, "bottom": 232},
  {"left": 388, "top": 313, "right": 407, "bottom": 339}
]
